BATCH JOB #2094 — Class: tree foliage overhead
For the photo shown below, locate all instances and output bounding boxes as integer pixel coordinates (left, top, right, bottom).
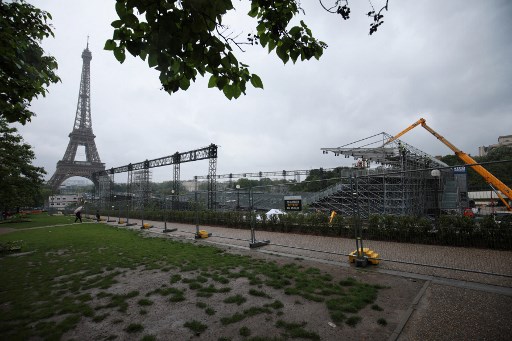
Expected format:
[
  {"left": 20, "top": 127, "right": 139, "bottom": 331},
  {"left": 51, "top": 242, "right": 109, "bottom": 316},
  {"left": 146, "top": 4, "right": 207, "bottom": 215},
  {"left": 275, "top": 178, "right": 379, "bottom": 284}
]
[
  {"left": 0, "top": 117, "right": 46, "bottom": 210},
  {"left": 106, "top": 0, "right": 388, "bottom": 100},
  {"left": 0, "top": 0, "right": 60, "bottom": 125},
  {"left": 106, "top": 0, "right": 327, "bottom": 100}
]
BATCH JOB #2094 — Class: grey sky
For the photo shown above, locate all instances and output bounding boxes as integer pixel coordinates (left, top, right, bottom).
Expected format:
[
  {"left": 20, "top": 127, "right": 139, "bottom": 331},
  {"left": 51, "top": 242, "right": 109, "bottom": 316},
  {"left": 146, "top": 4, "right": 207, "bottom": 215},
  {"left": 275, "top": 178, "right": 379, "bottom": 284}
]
[{"left": 19, "top": 0, "right": 512, "bottom": 183}]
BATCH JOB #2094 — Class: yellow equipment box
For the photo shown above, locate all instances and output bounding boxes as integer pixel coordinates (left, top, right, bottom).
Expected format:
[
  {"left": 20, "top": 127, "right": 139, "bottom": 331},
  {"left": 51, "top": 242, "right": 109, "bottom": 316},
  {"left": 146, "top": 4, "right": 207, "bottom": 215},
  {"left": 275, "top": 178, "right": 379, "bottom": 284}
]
[
  {"left": 197, "top": 230, "right": 209, "bottom": 238},
  {"left": 348, "top": 247, "right": 380, "bottom": 265}
]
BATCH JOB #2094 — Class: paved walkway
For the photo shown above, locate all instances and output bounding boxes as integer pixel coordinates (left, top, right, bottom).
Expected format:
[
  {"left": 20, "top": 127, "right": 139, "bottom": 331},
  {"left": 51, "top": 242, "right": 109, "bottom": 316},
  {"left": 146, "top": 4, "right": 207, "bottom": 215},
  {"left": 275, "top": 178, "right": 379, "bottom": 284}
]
[{"left": 98, "top": 215, "right": 512, "bottom": 288}]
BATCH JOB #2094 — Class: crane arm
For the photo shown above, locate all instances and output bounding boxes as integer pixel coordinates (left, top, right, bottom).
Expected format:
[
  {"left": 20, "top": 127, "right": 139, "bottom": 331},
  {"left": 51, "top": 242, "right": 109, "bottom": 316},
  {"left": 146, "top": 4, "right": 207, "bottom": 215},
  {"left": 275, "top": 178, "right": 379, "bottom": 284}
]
[
  {"left": 387, "top": 118, "right": 512, "bottom": 211},
  {"left": 385, "top": 118, "right": 425, "bottom": 145}
]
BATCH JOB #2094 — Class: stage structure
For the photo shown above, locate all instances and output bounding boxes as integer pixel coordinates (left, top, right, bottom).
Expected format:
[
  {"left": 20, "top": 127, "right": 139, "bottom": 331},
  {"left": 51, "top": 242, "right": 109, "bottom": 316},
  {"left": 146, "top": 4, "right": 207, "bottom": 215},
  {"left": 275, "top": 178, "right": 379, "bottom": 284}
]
[
  {"left": 93, "top": 144, "right": 218, "bottom": 209},
  {"left": 48, "top": 42, "right": 105, "bottom": 192},
  {"left": 313, "top": 132, "right": 461, "bottom": 217}
]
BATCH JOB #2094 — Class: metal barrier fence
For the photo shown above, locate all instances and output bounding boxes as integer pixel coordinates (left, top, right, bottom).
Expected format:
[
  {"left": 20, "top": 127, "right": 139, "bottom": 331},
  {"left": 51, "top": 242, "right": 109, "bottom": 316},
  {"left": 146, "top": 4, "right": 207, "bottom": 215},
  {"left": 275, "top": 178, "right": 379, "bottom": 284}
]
[{"left": 85, "top": 162, "right": 512, "bottom": 286}]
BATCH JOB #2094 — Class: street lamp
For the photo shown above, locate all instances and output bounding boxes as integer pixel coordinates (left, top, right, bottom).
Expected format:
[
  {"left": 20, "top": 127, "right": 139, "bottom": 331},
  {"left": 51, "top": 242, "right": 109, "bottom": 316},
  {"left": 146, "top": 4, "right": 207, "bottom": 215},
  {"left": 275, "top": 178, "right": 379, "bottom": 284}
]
[
  {"left": 171, "top": 189, "right": 175, "bottom": 211},
  {"left": 236, "top": 185, "right": 240, "bottom": 210},
  {"left": 113, "top": 195, "right": 119, "bottom": 223}
]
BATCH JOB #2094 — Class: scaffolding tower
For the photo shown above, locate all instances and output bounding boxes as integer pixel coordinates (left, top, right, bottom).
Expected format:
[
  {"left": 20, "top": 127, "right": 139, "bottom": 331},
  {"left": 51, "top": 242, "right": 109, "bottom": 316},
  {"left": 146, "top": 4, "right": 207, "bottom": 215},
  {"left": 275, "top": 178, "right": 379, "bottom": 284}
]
[
  {"left": 132, "top": 168, "right": 152, "bottom": 209},
  {"left": 97, "top": 175, "right": 112, "bottom": 209}
]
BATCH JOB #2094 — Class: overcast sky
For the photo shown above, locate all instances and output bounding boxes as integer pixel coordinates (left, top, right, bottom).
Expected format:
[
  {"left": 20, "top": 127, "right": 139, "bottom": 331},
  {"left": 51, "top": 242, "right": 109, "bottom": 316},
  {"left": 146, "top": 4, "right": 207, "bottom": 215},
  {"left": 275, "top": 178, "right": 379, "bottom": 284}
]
[{"left": 19, "top": 0, "right": 512, "bottom": 183}]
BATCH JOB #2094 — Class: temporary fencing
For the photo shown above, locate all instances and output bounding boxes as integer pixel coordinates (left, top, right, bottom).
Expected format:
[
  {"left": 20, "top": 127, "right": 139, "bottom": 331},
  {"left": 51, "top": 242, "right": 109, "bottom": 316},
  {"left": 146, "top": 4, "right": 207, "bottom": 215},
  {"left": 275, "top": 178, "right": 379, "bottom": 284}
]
[{"left": 85, "top": 161, "right": 512, "bottom": 286}]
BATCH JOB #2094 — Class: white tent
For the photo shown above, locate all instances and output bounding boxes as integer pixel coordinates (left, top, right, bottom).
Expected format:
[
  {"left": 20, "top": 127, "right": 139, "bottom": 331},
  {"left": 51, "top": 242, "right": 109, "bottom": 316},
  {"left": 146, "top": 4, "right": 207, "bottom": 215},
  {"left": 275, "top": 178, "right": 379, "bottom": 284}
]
[{"left": 266, "top": 209, "right": 286, "bottom": 219}]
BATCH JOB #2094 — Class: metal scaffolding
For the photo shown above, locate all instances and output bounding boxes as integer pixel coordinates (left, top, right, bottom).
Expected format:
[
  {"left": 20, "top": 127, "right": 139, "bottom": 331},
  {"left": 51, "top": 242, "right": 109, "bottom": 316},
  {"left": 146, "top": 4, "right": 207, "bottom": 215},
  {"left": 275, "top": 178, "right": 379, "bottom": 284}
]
[
  {"left": 132, "top": 168, "right": 152, "bottom": 209},
  {"left": 309, "top": 132, "right": 457, "bottom": 217},
  {"left": 97, "top": 175, "right": 111, "bottom": 208}
]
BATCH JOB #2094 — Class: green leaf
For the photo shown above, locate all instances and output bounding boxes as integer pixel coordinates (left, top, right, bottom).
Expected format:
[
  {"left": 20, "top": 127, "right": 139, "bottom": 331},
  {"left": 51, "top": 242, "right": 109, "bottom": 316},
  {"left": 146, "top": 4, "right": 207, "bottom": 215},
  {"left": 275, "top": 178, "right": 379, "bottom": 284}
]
[
  {"left": 179, "top": 77, "right": 190, "bottom": 90},
  {"left": 208, "top": 76, "right": 217, "bottom": 88},
  {"left": 276, "top": 46, "right": 289, "bottom": 64},
  {"left": 250, "top": 74, "right": 263, "bottom": 89},
  {"left": 139, "top": 50, "right": 147, "bottom": 61},
  {"left": 115, "top": 1, "right": 126, "bottom": 18},
  {"left": 111, "top": 20, "right": 123, "bottom": 28},
  {"left": 104, "top": 39, "right": 117, "bottom": 51},
  {"left": 268, "top": 39, "right": 276, "bottom": 53},
  {"left": 148, "top": 52, "right": 158, "bottom": 68},
  {"left": 289, "top": 26, "right": 301, "bottom": 38},
  {"left": 223, "top": 84, "right": 234, "bottom": 100},
  {"left": 113, "top": 47, "right": 126, "bottom": 63},
  {"left": 248, "top": 6, "right": 259, "bottom": 18},
  {"left": 232, "top": 84, "right": 242, "bottom": 99}
]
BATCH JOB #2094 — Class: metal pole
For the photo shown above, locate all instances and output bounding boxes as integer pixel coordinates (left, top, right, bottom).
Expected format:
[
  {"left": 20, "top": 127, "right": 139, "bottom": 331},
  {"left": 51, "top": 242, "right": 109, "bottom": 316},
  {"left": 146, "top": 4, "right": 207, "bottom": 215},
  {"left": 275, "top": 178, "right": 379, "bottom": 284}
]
[
  {"left": 195, "top": 190, "right": 199, "bottom": 236},
  {"left": 118, "top": 200, "right": 122, "bottom": 224},
  {"left": 250, "top": 187, "right": 255, "bottom": 243},
  {"left": 164, "top": 196, "right": 167, "bottom": 231},
  {"left": 141, "top": 202, "right": 144, "bottom": 228}
]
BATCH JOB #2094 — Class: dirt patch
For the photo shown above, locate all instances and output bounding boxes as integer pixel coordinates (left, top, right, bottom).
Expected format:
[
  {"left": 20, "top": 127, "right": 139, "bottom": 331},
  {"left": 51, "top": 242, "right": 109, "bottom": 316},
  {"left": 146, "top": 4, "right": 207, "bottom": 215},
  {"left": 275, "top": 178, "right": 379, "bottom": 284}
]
[
  {"left": 62, "top": 244, "right": 424, "bottom": 340},
  {"left": 0, "top": 227, "right": 16, "bottom": 235}
]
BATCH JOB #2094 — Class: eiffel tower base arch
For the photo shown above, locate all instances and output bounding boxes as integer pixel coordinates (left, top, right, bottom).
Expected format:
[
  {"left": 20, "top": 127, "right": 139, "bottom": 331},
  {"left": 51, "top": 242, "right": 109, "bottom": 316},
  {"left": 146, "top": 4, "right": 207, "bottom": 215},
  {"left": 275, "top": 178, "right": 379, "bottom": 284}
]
[{"left": 48, "top": 161, "right": 105, "bottom": 193}]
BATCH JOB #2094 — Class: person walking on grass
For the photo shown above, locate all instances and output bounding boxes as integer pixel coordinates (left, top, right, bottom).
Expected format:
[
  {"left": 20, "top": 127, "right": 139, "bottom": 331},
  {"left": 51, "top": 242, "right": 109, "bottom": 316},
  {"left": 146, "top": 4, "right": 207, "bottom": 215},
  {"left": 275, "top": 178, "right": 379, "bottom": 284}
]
[{"left": 74, "top": 207, "right": 82, "bottom": 223}]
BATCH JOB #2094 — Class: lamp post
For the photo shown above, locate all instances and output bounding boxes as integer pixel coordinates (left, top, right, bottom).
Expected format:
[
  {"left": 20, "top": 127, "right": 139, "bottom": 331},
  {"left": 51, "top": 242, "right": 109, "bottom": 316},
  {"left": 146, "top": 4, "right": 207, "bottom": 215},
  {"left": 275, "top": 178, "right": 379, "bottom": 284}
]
[
  {"left": 113, "top": 195, "right": 117, "bottom": 221},
  {"left": 117, "top": 197, "right": 122, "bottom": 224},
  {"left": 236, "top": 185, "right": 240, "bottom": 210}
]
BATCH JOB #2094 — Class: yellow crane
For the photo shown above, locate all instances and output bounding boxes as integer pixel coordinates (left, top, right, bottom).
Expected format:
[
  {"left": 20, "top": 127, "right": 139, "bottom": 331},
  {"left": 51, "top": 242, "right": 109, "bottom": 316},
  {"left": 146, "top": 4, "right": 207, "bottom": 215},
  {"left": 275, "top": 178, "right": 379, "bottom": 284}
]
[{"left": 385, "top": 118, "right": 512, "bottom": 211}]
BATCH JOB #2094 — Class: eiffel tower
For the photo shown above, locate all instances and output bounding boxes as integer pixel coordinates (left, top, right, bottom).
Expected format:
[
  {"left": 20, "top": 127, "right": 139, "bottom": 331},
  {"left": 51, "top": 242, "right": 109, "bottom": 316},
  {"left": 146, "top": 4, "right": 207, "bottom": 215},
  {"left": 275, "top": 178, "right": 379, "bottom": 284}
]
[{"left": 47, "top": 42, "right": 105, "bottom": 192}]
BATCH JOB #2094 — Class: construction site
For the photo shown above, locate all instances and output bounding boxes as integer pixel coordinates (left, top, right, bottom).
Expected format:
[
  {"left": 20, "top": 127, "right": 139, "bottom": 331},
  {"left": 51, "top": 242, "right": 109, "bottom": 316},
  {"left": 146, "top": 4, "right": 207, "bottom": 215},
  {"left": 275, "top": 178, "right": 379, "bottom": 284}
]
[{"left": 93, "top": 118, "right": 511, "bottom": 220}]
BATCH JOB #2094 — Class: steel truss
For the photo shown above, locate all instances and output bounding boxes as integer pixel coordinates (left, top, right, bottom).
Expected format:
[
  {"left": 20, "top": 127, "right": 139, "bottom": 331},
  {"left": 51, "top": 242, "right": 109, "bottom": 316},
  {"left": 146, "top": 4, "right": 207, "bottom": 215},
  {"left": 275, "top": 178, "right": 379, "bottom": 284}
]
[
  {"left": 92, "top": 144, "right": 218, "bottom": 209},
  {"left": 194, "top": 168, "right": 339, "bottom": 181}
]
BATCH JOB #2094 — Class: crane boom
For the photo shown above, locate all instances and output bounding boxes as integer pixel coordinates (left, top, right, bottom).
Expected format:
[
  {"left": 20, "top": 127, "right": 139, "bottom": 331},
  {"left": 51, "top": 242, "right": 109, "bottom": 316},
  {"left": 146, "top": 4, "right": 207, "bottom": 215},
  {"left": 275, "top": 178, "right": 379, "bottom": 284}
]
[{"left": 386, "top": 118, "right": 512, "bottom": 211}]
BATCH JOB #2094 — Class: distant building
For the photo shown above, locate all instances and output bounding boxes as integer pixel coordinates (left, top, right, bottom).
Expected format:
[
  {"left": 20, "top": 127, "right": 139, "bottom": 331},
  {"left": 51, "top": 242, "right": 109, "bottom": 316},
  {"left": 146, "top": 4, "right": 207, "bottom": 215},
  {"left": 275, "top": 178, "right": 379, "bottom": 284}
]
[
  {"left": 48, "top": 194, "right": 81, "bottom": 211},
  {"left": 479, "top": 135, "right": 512, "bottom": 157}
]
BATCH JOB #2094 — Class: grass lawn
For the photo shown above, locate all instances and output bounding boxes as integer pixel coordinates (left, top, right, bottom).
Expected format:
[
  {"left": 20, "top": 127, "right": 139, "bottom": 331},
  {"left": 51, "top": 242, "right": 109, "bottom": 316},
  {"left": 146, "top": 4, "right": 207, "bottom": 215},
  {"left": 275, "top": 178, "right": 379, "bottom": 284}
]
[
  {"left": 0, "top": 212, "right": 87, "bottom": 229},
  {"left": 0, "top": 216, "right": 387, "bottom": 340}
]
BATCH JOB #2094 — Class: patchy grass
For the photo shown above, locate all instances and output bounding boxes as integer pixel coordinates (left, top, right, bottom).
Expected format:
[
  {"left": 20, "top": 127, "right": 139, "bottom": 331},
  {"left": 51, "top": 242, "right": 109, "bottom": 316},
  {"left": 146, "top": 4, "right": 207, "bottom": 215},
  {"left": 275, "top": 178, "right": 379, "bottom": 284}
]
[
  {"left": 239, "top": 326, "right": 251, "bottom": 337},
  {"left": 346, "top": 315, "right": 362, "bottom": 327},
  {"left": 249, "top": 288, "right": 271, "bottom": 298},
  {"left": 125, "top": 323, "right": 144, "bottom": 333},
  {"left": 377, "top": 318, "right": 388, "bottom": 326},
  {"left": 137, "top": 298, "right": 153, "bottom": 306},
  {"left": 275, "top": 320, "right": 320, "bottom": 340},
  {"left": 184, "top": 320, "right": 207, "bottom": 335},
  {"left": 196, "top": 302, "right": 207, "bottom": 308},
  {"left": 224, "top": 294, "right": 247, "bottom": 306},
  {"left": 0, "top": 220, "right": 385, "bottom": 340},
  {"left": 220, "top": 306, "right": 272, "bottom": 325}
]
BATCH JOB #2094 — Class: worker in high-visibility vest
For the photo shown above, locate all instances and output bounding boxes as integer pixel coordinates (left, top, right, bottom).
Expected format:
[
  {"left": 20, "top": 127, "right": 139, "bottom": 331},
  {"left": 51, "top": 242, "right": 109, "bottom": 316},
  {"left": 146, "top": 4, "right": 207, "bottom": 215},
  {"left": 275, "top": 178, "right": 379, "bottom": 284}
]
[{"left": 329, "top": 211, "right": 337, "bottom": 224}]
